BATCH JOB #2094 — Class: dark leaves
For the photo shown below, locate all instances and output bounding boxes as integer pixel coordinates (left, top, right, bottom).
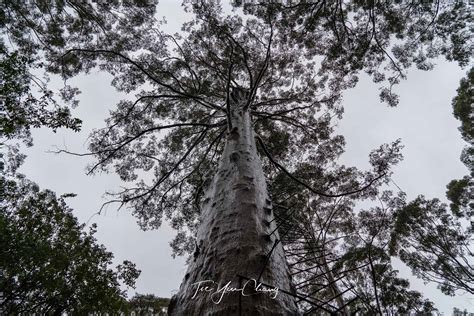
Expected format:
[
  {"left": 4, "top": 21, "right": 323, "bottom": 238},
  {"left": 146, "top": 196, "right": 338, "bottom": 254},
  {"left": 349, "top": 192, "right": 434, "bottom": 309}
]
[
  {"left": 390, "top": 196, "right": 473, "bottom": 295},
  {"left": 0, "top": 177, "right": 139, "bottom": 313}
]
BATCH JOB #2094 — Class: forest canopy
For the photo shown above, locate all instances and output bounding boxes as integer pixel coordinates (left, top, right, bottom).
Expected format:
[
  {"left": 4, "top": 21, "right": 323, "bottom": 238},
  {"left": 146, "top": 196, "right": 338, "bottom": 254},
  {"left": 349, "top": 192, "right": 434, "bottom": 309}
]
[{"left": 0, "top": 0, "right": 472, "bottom": 314}]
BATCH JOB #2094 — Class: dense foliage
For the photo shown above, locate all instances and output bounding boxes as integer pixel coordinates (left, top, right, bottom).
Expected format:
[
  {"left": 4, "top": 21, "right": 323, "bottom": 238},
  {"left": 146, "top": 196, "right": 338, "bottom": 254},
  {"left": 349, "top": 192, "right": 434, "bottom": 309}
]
[
  {"left": 126, "top": 293, "right": 170, "bottom": 315},
  {"left": 237, "top": 0, "right": 471, "bottom": 106},
  {"left": 0, "top": 43, "right": 81, "bottom": 146},
  {"left": 0, "top": 0, "right": 159, "bottom": 145},
  {"left": 389, "top": 68, "right": 473, "bottom": 296},
  {"left": 42, "top": 0, "right": 469, "bottom": 260},
  {"left": 0, "top": 176, "right": 140, "bottom": 314},
  {"left": 0, "top": 0, "right": 471, "bottom": 313},
  {"left": 0, "top": 1, "right": 151, "bottom": 313}
]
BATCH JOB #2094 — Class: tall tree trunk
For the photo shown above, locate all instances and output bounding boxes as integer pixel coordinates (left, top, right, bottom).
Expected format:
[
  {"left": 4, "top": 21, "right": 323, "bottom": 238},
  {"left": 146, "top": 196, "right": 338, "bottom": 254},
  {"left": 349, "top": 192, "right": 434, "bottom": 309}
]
[{"left": 169, "top": 90, "right": 300, "bottom": 315}]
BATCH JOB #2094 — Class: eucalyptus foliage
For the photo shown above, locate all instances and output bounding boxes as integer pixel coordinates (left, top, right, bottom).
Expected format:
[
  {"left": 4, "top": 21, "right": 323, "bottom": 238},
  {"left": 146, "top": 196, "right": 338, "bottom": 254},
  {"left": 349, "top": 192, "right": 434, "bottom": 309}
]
[{"left": 1, "top": 0, "right": 472, "bottom": 313}]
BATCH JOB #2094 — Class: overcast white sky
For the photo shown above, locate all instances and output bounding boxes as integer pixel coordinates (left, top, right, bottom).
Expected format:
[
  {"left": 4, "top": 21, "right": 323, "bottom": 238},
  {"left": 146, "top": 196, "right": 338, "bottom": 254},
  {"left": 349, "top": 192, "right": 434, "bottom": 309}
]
[{"left": 18, "top": 1, "right": 473, "bottom": 314}]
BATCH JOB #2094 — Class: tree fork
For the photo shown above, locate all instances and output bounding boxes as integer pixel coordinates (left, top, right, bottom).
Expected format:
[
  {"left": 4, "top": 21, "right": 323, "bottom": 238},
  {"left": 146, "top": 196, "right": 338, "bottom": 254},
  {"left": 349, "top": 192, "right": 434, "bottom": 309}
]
[{"left": 169, "top": 89, "right": 300, "bottom": 315}]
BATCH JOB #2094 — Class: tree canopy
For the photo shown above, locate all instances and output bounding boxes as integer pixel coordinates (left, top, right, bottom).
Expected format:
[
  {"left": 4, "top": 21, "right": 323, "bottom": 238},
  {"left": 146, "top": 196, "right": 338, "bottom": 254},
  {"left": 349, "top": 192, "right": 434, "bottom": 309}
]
[
  {"left": 237, "top": 0, "right": 471, "bottom": 106},
  {"left": 44, "top": 0, "right": 471, "bottom": 258},
  {"left": 447, "top": 67, "right": 473, "bottom": 219},
  {"left": 388, "top": 68, "right": 473, "bottom": 297},
  {"left": 0, "top": 0, "right": 159, "bottom": 145},
  {"left": 125, "top": 293, "right": 170, "bottom": 315},
  {"left": 1, "top": 0, "right": 472, "bottom": 313},
  {"left": 0, "top": 43, "right": 81, "bottom": 146},
  {"left": 0, "top": 1, "right": 150, "bottom": 313},
  {"left": 0, "top": 175, "right": 140, "bottom": 314},
  {"left": 29, "top": 1, "right": 471, "bottom": 310},
  {"left": 390, "top": 196, "right": 473, "bottom": 295}
]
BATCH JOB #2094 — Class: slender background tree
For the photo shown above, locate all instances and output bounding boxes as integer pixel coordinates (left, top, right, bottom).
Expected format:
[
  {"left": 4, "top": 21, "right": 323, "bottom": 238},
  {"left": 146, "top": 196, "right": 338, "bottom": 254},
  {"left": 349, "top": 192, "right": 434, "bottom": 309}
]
[{"left": 49, "top": 1, "right": 472, "bottom": 313}]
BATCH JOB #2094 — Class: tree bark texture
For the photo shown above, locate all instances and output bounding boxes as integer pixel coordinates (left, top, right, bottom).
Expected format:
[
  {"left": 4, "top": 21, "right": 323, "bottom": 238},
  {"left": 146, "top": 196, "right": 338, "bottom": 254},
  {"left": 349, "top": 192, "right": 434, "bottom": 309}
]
[{"left": 169, "top": 90, "right": 300, "bottom": 315}]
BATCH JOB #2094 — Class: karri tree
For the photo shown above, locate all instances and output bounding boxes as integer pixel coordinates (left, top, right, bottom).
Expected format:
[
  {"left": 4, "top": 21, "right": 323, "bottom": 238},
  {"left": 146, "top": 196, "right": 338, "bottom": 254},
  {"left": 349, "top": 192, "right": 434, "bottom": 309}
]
[{"left": 1, "top": 0, "right": 471, "bottom": 314}]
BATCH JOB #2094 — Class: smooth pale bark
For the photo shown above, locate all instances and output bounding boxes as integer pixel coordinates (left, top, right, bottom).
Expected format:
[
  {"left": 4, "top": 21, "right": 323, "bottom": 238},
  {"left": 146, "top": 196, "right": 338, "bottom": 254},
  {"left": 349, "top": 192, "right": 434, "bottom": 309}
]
[{"left": 169, "top": 91, "right": 300, "bottom": 315}]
